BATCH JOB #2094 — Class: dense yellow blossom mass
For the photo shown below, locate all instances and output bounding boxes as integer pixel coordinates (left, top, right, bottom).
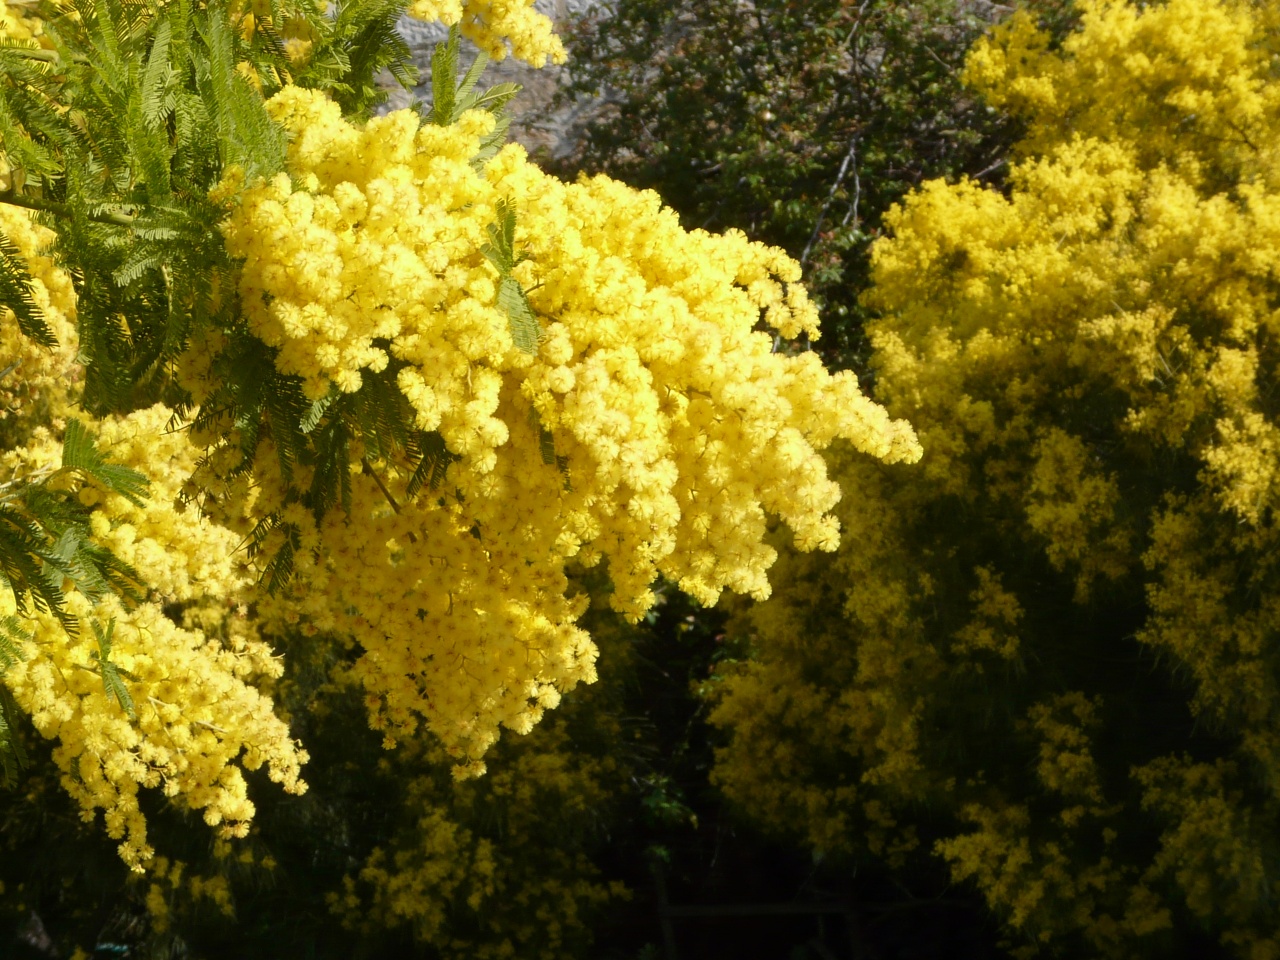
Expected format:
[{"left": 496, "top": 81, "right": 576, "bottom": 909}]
[
  {"left": 199, "top": 84, "right": 918, "bottom": 774},
  {"left": 0, "top": 0, "right": 917, "bottom": 871},
  {"left": 0, "top": 212, "right": 307, "bottom": 869},
  {"left": 710, "top": 1, "right": 1280, "bottom": 956}
]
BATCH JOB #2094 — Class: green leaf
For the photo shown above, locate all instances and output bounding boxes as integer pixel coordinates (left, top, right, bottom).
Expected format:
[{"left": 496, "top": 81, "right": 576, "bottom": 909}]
[
  {"left": 91, "top": 618, "right": 135, "bottom": 719},
  {"left": 138, "top": 17, "right": 175, "bottom": 156},
  {"left": 407, "top": 430, "right": 459, "bottom": 498},
  {"left": 421, "top": 22, "right": 515, "bottom": 165},
  {"left": 0, "top": 615, "right": 29, "bottom": 672},
  {"left": 0, "top": 70, "right": 63, "bottom": 181},
  {"left": 62, "top": 419, "right": 150, "bottom": 507},
  {"left": 307, "top": 413, "right": 352, "bottom": 517},
  {"left": 459, "top": 81, "right": 520, "bottom": 118},
  {"left": 247, "top": 512, "right": 300, "bottom": 595},
  {"left": 111, "top": 245, "right": 166, "bottom": 286},
  {"left": 300, "top": 387, "right": 339, "bottom": 435},
  {"left": 194, "top": 3, "right": 286, "bottom": 180},
  {"left": 0, "top": 231, "right": 56, "bottom": 348},
  {"left": 454, "top": 47, "right": 490, "bottom": 109},
  {"left": 479, "top": 200, "right": 541, "bottom": 352},
  {"left": 264, "top": 372, "right": 311, "bottom": 487},
  {"left": 101, "top": 662, "right": 134, "bottom": 718},
  {"left": 498, "top": 276, "right": 540, "bottom": 354},
  {"left": 0, "top": 507, "right": 67, "bottom": 625},
  {"left": 429, "top": 25, "right": 460, "bottom": 126},
  {"left": 471, "top": 108, "right": 514, "bottom": 167},
  {"left": 539, "top": 426, "right": 557, "bottom": 466},
  {"left": 482, "top": 198, "right": 518, "bottom": 273},
  {"left": 315, "top": 0, "right": 416, "bottom": 120}
]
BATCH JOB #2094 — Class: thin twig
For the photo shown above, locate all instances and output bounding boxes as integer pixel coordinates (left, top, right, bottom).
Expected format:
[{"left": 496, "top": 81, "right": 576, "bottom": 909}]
[
  {"left": 0, "top": 189, "right": 136, "bottom": 227},
  {"left": 840, "top": 144, "right": 862, "bottom": 229},
  {"left": 800, "top": 133, "right": 860, "bottom": 268},
  {"left": 0, "top": 464, "right": 58, "bottom": 499},
  {"left": 0, "top": 45, "right": 71, "bottom": 64},
  {"left": 972, "top": 156, "right": 1007, "bottom": 180},
  {"left": 361, "top": 457, "right": 418, "bottom": 544},
  {"left": 361, "top": 457, "right": 401, "bottom": 514}
]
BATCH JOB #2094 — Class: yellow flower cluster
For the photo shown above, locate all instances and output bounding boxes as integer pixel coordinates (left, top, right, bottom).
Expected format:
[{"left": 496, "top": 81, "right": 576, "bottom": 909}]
[
  {"left": 709, "top": 448, "right": 934, "bottom": 859},
  {"left": 208, "top": 85, "right": 918, "bottom": 771},
  {"left": 405, "top": 0, "right": 565, "bottom": 66},
  {"left": 0, "top": 192, "right": 305, "bottom": 871},
  {"left": 710, "top": 1, "right": 1280, "bottom": 955},
  {"left": 0, "top": 0, "right": 914, "bottom": 874},
  {"left": 1, "top": 406, "right": 307, "bottom": 869},
  {"left": 868, "top": 0, "right": 1280, "bottom": 761},
  {"left": 963, "top": 0, "right": 1280, "bottom": 176},
  {"left": 0, "top": 205, "right": 78, "bottom": 445},
  {"left": 1134, "top": 756, "right": 1279, "bottom": 956}
]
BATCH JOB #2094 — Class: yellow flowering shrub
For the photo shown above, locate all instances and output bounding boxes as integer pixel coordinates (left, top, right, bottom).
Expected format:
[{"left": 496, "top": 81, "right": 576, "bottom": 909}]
[
  {"left": 0, "top": 193, "right": 307, "bottom": 869},
  {"left": 710, "top": 1, "right": 1280, "bottom": 956},
  {"left": 199, "top": 84, "right": 918, "bottom": 775},
  {"left": 0, "top": 0, "right": 917, "bottom": 889},
  {"left": 0, "top": 401, "right": 309, "bottom": 868}
]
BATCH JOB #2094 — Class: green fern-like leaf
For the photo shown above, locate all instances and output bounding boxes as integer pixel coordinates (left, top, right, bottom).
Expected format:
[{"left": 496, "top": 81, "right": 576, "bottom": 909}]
[
  {"left": 314, "top": 0, "right": 416, "bottom": 120},
  {"left": 482, "top": 197, "right": 518, "bottom": 273},
  {"left": 308, "top": 414, "right": 352, "bottom": 517},
  {"left": 459, "top": 81, "right": 519, "bottom": 118},
  {"left": 454, "top": 46, "right": 489, "bottom": 108},
  {"left": 426, "top": 25, "right": 516, "bottom": 133},
  {"left": 78, "top": 541, "right": 146, "bottom": 607},
  {"left": 0, "top": 616, "right": 29, "bottom": 672},
  {"left": 539, "top": 425, "right": 557, "bottom": 466},
  {"left": 263, "top": 372, "right": 311, "bottom": 486},
  {"left": 140, "top": 17, "right": 174, "bottom": 131},
  {"left": 90, "top": 618, "right": 135, "bottom": 719},
  {"left": 407, "top": 430, "right": 459, "bottom": 498},
  {"left": 353, "top": 365, "right": 413, "bottom": 459},
  {"left": 111, "top": 245, "right": 166, "bottom": 286},
  {"left": 480, "top": 200, "right": 541, "bottom": 352},
  {"left": 300, "top": 387, "right": 338, "bottom": 435},
  {"left": 62, "top": 419, "right": 151, "bottom": 506},
  {"left": 429, "top": 25, "right": 460, "bottom": 126},
  {"left": 0, "top": 231, "right": 56, "bottom": 348},
  {"left": 498, "top": 276, "right": 540, "bottom": 354},
  {"left": 0, "top": 507, "right": 68, "bottom": 625},
  {"left": 247, "top": 512, "right": 301, "bottom": 595}
]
